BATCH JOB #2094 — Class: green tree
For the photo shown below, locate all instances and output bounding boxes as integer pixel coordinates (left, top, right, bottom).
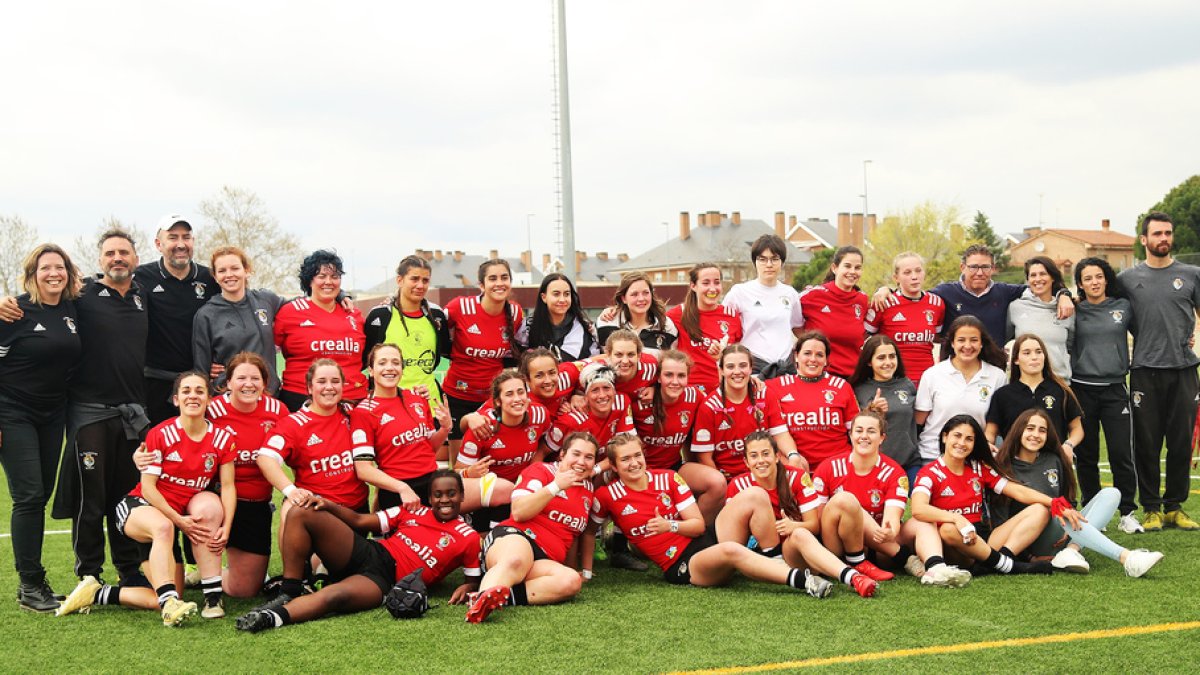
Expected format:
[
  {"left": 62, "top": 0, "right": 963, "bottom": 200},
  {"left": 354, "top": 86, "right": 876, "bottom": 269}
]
[
  {"left": 0, "top": 214, "right": 39, "bottom": 296},
  {"left": 1134, "top": 175, "right": 1200, "bottom": 259},
  {"left": 967, "top": 210, "right": 1010, "bottom": 269},
  {"left": 859, "top": 201, "right": 970, "bottom": 292},
  {"left": 792, "top": 247, "right": 834, "bottom": 290},
  {"left": 196, "top": 186, "right": 304, "bottom": 294}
]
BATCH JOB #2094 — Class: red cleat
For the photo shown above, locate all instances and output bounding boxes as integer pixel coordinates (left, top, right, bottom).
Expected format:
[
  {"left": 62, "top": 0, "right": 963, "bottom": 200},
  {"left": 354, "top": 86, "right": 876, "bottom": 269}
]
[
  {"left": 853, "top": 559, "right": 895, "bottom": 581},
  {"left": 850, "top": 573, "right": 877, "bottom": 598},
  {"left": 465, "top": 586, "right": 510, "bottom": 623}
]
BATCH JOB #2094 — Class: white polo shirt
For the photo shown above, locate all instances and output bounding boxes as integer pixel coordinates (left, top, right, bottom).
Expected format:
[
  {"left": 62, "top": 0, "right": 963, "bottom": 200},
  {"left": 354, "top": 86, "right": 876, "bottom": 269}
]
[
  {"left": 914, "top": 359, "right": 1007, "bottom": 461},
  {"left": 722, "top": 280, "right": 804, "bottom": 364}
]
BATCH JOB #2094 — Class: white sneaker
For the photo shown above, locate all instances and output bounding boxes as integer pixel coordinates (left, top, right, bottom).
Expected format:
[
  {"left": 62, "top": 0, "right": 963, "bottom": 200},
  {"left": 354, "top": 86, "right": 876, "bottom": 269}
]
[
  {"left": 920, "top": 563, "right": 971, "bottom": 588},
  {"left": 903, "top": 554, "right": 926, "bottom": 578},
  {"left": 1118, "top": 513, "right": 1145, "bottom": 534},
  {"left": 803, "top": 569, "right": 833, "bottom": 599},
  {"left": 1052, "top": 547, "right": 1090, "bottom": 574},
  {"left": 1123, "top": 549, "right": 1163, "bottom": 578}
]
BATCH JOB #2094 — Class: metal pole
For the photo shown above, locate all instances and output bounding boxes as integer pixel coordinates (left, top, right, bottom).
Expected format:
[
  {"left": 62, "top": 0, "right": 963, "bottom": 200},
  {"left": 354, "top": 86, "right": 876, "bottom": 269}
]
[
  {"left": 555, "top": 0, "right": 577, "bottom": 281},
  {"left": 862, "top": 159, "right": 872, "bottom": 228},
  {"left": 526, "top": 213, "right": 535, "bottom": 261}
]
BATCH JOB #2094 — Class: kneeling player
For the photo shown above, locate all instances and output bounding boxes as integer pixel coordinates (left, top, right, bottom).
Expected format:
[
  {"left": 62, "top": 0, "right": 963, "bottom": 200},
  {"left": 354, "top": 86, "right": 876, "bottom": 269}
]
[
  {"left": 466, "top": 432, "right": 597, "bottom": 623},
  {"left": 236, "top": 469, "right": 480, "bottom": 631},
  {"left": 587, "top": 434, "right": 843, "bottom": 597}
]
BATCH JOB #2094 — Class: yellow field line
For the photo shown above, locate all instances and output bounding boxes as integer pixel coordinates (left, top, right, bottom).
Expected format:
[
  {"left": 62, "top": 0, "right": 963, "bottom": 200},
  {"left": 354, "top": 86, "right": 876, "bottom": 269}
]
[{"left": 667, "top": 621, "right": 1200, "bottom": 674}]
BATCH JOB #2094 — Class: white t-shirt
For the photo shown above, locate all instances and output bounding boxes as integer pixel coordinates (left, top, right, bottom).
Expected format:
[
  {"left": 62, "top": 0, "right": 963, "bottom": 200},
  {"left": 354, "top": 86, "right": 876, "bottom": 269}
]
[
  {"left": 722, "top": 280, "right": 804, "bottom": 363},
  {"left": 914, "top": 359, "right": 1007, "bottom": 461}
]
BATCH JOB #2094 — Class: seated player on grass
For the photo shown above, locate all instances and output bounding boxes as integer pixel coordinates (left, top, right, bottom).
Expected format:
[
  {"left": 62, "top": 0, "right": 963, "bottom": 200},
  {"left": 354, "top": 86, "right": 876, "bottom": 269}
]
[
  {"left": 235, "top": 469, "right": 481, "bottom": 632},
  {"left": 911, "top": 415, "right": 1079, "bottom": 579},
  {"left": 465, "top": 431, "right": 598, "bottom": 623},
  {"left": 585, "top": 433, "right": 848, "bottom": 597},
  {"left": 990, "top": 409, "right": 1163, "bottom": 578},
  {"left": 57, "top": 371, "right": 236, "bottom": 626},
  {"left": 714, "top": 431, "right": 879, "bottom": 598}
]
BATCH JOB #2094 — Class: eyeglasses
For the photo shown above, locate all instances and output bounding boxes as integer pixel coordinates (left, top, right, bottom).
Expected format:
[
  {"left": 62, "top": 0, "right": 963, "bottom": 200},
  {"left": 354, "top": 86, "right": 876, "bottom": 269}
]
[
  {"left": 965, "top": 264, "right": 993, "bottom": 272},
  {"left": 756, "top": 256, "right": 782, "bottom": 265}
]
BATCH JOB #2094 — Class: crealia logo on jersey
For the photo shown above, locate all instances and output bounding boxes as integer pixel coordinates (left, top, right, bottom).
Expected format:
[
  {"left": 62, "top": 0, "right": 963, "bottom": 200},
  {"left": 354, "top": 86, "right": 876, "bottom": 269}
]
[
  {"left": 892, "top": 329, "right": 936, "bottom": 343},
  {"left": 310, "top": 338, "right": 361, "bottom": 353},
  {"left": 394, "top": 530, "right": 442, "bottom": 570},
  {"left": 548, "top": 509, "right": 587, "bottom": 532},
  {"left": 643, "top": 431, "right": 688, "bottom": 447},
  {"left": 782, "top": 409, "right": 841, "bottom": 428},
  {"left": 310, "top": 449, "right": 354, "bottom": 474},
  {"left": 464, "top": 346, "right": 509, "bottom": 359},
  {"left": 391, "top": 423, "right": 433, "bottom": 447}
]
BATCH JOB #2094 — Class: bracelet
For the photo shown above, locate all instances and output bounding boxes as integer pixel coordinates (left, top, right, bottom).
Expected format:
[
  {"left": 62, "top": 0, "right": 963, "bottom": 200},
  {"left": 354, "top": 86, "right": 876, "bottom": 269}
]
[
  {"left": 546, "top": 484, "right": 565, "bottom": 498},
  {"left": 1062, "top": 441, "right": 1076, "bottom": 450},
  {"left": 1050, "top": 496, "right": 1072, "bottom": 517},
  {"left": 787, "top": 452, "right": 800, "bottom": 459},
  {"left": 282, "top": 484, "right": 297, "bottom": 497},
  {"left": 581, "top": 569, "right": 593, "bottom": 580}
]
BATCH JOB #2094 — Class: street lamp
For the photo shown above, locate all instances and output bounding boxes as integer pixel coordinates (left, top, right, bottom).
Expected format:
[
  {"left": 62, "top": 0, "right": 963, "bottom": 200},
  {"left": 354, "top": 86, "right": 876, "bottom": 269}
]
[
  {"left": 526, "top": 213, "right": 536, "bottom": 261},
  {"left": 862, "top": 159, "right": 872, "bottom": 226}
]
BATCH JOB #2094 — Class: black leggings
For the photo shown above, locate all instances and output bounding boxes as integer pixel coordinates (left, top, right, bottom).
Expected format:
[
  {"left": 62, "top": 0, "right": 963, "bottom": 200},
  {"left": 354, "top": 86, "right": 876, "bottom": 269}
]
[{"left": 0, "top": 396, "right": 64, "bottom": 584}]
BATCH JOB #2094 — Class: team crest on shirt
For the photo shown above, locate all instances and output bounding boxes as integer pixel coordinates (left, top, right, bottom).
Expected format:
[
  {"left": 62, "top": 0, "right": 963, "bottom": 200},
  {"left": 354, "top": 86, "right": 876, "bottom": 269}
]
[
  {"left": 868, "top": 489, "right": 883, "bottom": 507},
  {"left": 133, "top": 295, "right": 144, "bottom": 311},
  {"left": 82, "top": 452, "right": 97, "bottom": 470},
  {"left": 679, "top": 411, "right": 690, "bottom": 426},
  {"left": 1045, "top": 468, "right": 1060, "bottom": 489},
  {"left": 437, "top": 534, "right": 451, "bottom": 550},
  {"left": 1110, "top": 310, "right": 1123, "bottom": 323},
  {"left": 781, "top": 297, "right": 790, "bottom": 307},
  {"left": 527, "top": 428, "right": 538, "bottom": 442},
  {"left": 955, "top": 303, "right": 962, "bottom": 312},
  {"left": 969, "top": 477, "right": 982, "bottom": 495},
  {"left": 1042, "top": 395, "right": 1056, "bottom": 408},
  {"left": 523, "top": 528, "right": 537, "bottom": 540},
  {"left": 455, "top": 380, "right": 468, "bottom": 392},
  {"left": 801, "top": 472, "right": 814, "bottom": 489},
  {"left": 582, "top": 497, "right": 591, "bottom": 512},
  {"left": 665, "top": 545, "right": 678, "bottom": 560},
  {"left": 718, "top": 321, "right": 730, "bottom": 335},
  {"left": 812, "top": 477, "right": 825, "bottom": 492},
  {"left": 63, "top": 316, "right": 77, "bottom": 334},
  {"left": 411, "top": 402, "right": 426, "bottom": 417},
  {"left": 204, "top": 454, "right": 216, "bottom": 472},
  {"left": 924, "top": 310, "right": 935, "bottom": 324},
  {"left": 978, "top": 386, "right": 991, "bottom": 401},
  {"left": 823, "top": 390, "right": 836, "bottom": 405},
  {"left": 898, "top": 476, "right": 909, "bottom": 492},
  {"left": 659, "top": 492, "right": 672, "bottom": 508},
  {"left": 1174, "top": 278, "right": 1184, "bottom": 290},
  {"left": 193, "top": 282, "right": 206, "bottom": 299},
  {"left": 854, "top": 305, "right": 863, "bottom": 319},
  {"left": 1132, "top": 391, "right": 1143, "bottom": 408},
  {"left": 896, "top": 391, "right": 910, "bottom": 404},
  {"left": 255, "top": 309, "right": 269, "bottom": 325}
]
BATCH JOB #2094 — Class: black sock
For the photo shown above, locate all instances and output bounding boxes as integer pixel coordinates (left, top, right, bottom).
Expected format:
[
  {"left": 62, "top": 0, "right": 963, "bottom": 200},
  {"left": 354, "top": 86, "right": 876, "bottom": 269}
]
[
  {"left": 201, "top": 576, "right": 222, "bottom": 603},
  {"left": 838, "top": 567, "right": 859, "bottom": 585},
  {"left": 95, "top": 584, "right": 122, "bottom": 606},
  {"left": 758, "top": 545, "right": 781, "bottom": 558},
  {"left": 844, "top": 549, "right": 866, "bottom": 565},
  {"left": 508, "top": 583, "right": 529, "bottom": 606},
  {"left": 924, "top": 555, "right": 945, "bottom": 569},
  {"left": 985, "top": 549, "right": 1014, "bottom": 573},
  {"left": 155, "top": 583, "right": 178, "bottom": 608},
  {"left": 785, "top": 569, "right": 806, "bottom": 589},
  {"left": 280, "top": 577, "right": 304, "bottom": 599},
  {"left": 999, "top": 547, "right": 1015, "bottom": 558},
  {"left": 609, "top": 532, "right": 631, "bottom": 555},
  {"left": 890, "top": 545, "right": 915, "bottom": 568},
  {"left": 275, "top": 606, "right": 292, "bottom": 625}
]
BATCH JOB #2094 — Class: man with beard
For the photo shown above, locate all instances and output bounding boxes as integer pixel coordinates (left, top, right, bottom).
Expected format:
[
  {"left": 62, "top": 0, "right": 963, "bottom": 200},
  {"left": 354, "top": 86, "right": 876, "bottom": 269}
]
[
  {"left": 1119, "top": 211, "right": 1200, "bottom": 532},
  {"left": 135, "top": 215, "right": 218, "bottom": 425}
]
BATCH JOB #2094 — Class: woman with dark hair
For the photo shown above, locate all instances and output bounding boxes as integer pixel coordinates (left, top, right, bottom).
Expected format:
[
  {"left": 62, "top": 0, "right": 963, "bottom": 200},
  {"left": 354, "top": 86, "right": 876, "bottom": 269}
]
[
  {"left": 443, "top": 258, "right": 524, "bottom": 457},
  {"left": 362, "top": 255, "right": 449, "bottom": 399},
  {"left": 914, "top": 316, "right": 1007, "bottom": 464},
  {"left": 458, "top": 370, "right": 551, "bottom": 484},
  {"left": 863, "top": 252, "right": 944, "bottom": 387},
  {"left": 848, "top": 335, "right": 920, "bottom": 482},
  {"left": 518, "top": 272, "right": 598, "bottom": 362},
  {"left": 985, "top": 333, "right": 1083, "bottom": 451},
  {"left": 911, "top": 415, "right": 1070, "bottom": 577},
  {"left": 798, "top": 246, "right": 868, "bottom": 377},
  {"left": 715, "top": 431, "right": 877, "bottom": 597},
  {"left": 596, "top": 329, "right": 660, "bottom": 403},
  {"left": 273, "top": 250, "right": 367, "bottom": 411},
  {"left": 0, "top": 243, "right": 82, "bottom": 612},
  {"left": 722, "top": 234, "right": 804, "bottom": 377},
  {"left": 666, "top": 263, "right": 743, "bottom": 392},
  {"left": 990, "top": 409, "right": 1163, "bottom": 577},
  {"left": 768, "top": 331, "right": 860, "bottom": 471},
  {"left": 1071, "top": 259, "right": 1141, "bottom": 533},
  {"left": 595, "top": 272, "right": 678, "bottom": 355},
  {"left": 192, "top": 246, "right": 285, "bottom": 394},
  {"left": 1007, "top": 255, "right": 1075, "bottom": 379}
]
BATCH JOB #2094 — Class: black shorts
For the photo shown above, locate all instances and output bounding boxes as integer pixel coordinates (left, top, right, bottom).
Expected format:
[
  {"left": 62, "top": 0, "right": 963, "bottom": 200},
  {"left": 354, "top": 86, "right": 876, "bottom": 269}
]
[
  {"left": 277, "top": 389, "right": 309, "bottom": 413},
  {"left": 663, "top": 531, "right": 718, "bottom": 586},
  {"left": 114, "top": 495, "right": 150, "bottom": 537},
  {"left": 444, "top": 393, "right": 482, "bottom": 441},
  {"left": 334, "top": 534, "right": 398, "bottom": 596},
  {"left": 376, "top": 472, "right": 435, "bottom": 510},
  {"left": 480, "top": 525, "right": 547, "bottom": 573},
  {"left": 227, "top": 499, "right": 275, "bottom": 556}
]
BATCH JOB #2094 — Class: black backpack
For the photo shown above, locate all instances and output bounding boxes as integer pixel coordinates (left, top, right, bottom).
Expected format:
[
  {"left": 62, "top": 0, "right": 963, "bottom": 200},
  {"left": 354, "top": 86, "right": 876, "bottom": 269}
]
[{"left": 383, "top": 568, "right": 429, "bottom": 619}]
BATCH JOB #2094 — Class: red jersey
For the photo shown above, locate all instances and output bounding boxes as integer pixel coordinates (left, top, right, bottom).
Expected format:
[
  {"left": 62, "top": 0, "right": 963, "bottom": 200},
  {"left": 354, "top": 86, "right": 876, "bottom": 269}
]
[
  {"left": 376, "top": 505, "right": 482, "bottom": 585},
  {"left": 350, "top": 394, "right": 438, "bottom": 481},
  {"left": 798, "top": 282, "right": 868, "bottom": 377},
  {"left": 633, "top": 386, "right": 703, "bottom": 469},
  {"left": 913, "top": 457, "right": 1008, "bottom": 524},
  {"left": 863, "top": 292, "right": 944, "bottom": 386},
  {"left": 134, "top": 419, "right": 236, "bottom": 513},
  {"left": 274, "top": 297, "right": 367, "bottom": 398},
  {"left": 812, "top": 453, "right": 909, "bottom": 523},
  {"left": 725, "top": 466, "right": 820, "bottom": 519},
  {"left": 665, "top": 304, "right": 743, "bottom": 393},
  {"left": 767, "top": 373, "right": 859, "bottom": 469},
  {"left": 591, "top": 470, "right": 697, "bottom": 572},
  {"left": 458, "top": 401, "right": 553, "bottom": 482},
  {"left": 444, "top": 295, "right": 523, "bottom": 402},
  {"left": 206, "top": 393, "right": 286, "bottom": 502},
  {"left": 261, "top": 408, "right": 368, "bottom": 509},
  {"left": 691, "top": 390, "right": 780, "bottom": 476},
  {"left": 500, "top": 462, "right": 594, "bottom": 563},
  {"left": 545, "top": 394, "right": 635, "bottom": 459}
]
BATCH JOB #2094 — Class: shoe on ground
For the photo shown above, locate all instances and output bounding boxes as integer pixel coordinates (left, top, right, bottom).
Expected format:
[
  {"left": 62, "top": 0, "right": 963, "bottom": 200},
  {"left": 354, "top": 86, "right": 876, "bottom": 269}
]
[
  {"left": 1163, "top": 510, "right": 1200, "bottom": 531},
  {"left": 465, "top": 586, "right": 510, "bottom": 624},
  {"left": 18, "top": 581, "right": 61, "bottom": 613},
  {"left": 849, "top": 573, "right": 877, "bottom": 598},
  {"left": 1123, "top": 549, "right": 1164, "bottom": 578},
  {"left": 183, "top": 564, "right": 201, "bottom": 588},
  {"left": 803, "top": 569, "right": 832, "bottom": 599},
  {"left": 1142, "top": 511, "right": 1164, "bottom": 532},
  {"left": 1118, "top": 513, "right": 1145, "bottom": 534},
  {"left": 56, "top": 576, "right": 101, "bottom": 617},
  {"left": 201, "top": 596, "right": 225, "bottom": 619},
  {"left": 1051, "top": 547, "right": 1090, "bottom": 574},
  {"left": 252, "top": 593, "right": 294, "bottom": 615},
  {"left": 607, "top": 551, "right": 649, "bottom": 572},
  {"left": 921, "top": 563, "right": 971, "bottom": 588},
  {"left": 903, "top": 554, "right": 926, "bottom": 578},
  {"left": 161, "top": 597, "right": 198, "bottom": 627},
  {"left": 853, "top": 559, "right": 895, "bottom": 581},
  {"left": 235, "top": 609, "right": 277, "bottom": 633}
]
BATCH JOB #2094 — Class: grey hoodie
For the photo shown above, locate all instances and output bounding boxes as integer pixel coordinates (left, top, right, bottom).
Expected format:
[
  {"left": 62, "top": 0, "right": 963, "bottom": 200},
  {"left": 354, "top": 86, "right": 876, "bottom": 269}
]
[
  {"left": 192, "top": 288, "right": 284, "bottom": 392},
  {"left": 1070, "top": 297, "right": 1132, "bottom": 384},
  {"left": 1007, "top": 289, "right": 1075, "bottom": 380}
]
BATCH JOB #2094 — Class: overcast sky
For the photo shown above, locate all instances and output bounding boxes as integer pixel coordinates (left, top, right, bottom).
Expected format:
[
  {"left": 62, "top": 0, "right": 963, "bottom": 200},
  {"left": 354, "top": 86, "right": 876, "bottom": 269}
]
[{"left": 4, "top": 1, "right": 1199, "bottom": 288}]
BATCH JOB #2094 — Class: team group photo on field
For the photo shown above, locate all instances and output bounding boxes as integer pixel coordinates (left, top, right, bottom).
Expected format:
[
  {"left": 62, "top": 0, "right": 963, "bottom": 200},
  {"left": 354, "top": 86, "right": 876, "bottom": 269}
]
[{"left": 3, "top": 2, "right": 1200, "bottom": 673}]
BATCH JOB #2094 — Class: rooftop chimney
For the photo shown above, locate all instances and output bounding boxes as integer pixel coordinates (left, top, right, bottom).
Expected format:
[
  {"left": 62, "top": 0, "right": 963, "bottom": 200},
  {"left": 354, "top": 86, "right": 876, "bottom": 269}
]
[
  {"left": 520, "top": 250, "right": 532, "bottom": 272},
  {"left": 1101, "top": 219, "right": 1110, "bottom": 231},
  {"left": 618, "top": 253, "right": 629, "bottom": 262},
  {"left": 679, "top": 212, "right": 691, "bottom": 241},
  {"left": 731, "top": 211, "right": 741, "bottom": 225},
  {"left": 434, "top": 250, "right": 444, "bottom": 262},
  {"left": 708, "top": 210, "right": 720, "bottom": 227},
  {"left": 542, "top": 253, "right": 551, "bottom": 269},
  {"left": 489, "top": 249, "right": 498, "bottom": 260},
  {"left": 866, "top": 214, "right": 877, "bottom": 238},
  {"left": 789, "top": 215, "right": 798, "bottom": 232},
  {"left": 774, "top": 212, "right": 786, "bottom": 238},
  {"left": 596, "top": 251, "right": 609, "bottom": 261},
  {"left": 453, "top": 251, "right": 463, "bottom": 263},
  {"left": 837, "top": 213, "right": 852, "bottom": 247},
  {"left": 575, "top": 251, "right": 587, "bottom": 273}
]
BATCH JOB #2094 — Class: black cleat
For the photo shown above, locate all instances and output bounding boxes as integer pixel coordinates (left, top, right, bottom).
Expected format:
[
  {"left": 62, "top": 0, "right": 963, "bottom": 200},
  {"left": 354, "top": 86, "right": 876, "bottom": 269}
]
[{"left": 235, "top": 610, "right": 277, "bottom": 633}]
